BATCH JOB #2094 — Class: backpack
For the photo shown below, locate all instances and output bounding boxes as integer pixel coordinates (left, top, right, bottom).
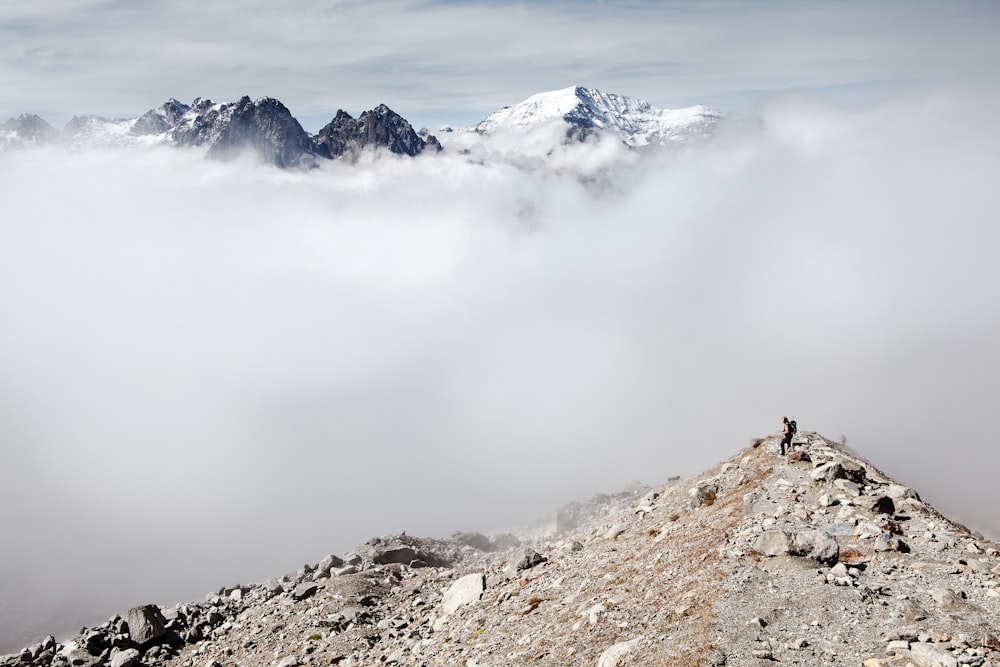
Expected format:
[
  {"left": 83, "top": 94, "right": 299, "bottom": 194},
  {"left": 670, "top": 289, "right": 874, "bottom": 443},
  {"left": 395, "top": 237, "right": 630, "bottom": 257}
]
[{"left": 788, "top": 419, "right": 797, "bottom": 435}]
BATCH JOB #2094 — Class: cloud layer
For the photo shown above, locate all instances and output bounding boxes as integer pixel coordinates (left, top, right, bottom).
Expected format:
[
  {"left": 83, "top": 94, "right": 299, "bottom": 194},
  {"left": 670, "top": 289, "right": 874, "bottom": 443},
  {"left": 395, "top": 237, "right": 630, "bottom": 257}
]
[{"left": 2, "top": 86, "right": 1000, "bottom": 650}]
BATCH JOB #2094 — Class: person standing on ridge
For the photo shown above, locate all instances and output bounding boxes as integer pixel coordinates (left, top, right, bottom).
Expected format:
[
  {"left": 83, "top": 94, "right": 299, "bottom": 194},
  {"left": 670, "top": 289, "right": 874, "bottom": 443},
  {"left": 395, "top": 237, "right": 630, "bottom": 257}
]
[{"left": 780, "top": 416, "right": 794, "bottom": 455}]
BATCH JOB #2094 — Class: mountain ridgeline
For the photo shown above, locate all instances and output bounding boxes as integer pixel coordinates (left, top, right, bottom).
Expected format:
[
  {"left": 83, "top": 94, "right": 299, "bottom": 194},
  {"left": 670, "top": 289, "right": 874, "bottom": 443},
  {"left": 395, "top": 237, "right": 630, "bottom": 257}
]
[
  {"left": 1, "top": 96, "right": 440, "bottom": 167},
  {"left": 6, "top": 432, "right": 1000, "bottom": 666},
  {"left": 1, "top": 87, "right": 723, "bottom": 167}
]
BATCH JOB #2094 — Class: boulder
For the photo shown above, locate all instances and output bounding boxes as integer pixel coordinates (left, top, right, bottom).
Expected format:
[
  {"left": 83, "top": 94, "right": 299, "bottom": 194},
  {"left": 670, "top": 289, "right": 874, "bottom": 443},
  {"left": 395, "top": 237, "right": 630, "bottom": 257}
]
[
  {"left": 689, "top": 482, "right": 718, "bottom": 507},
  {"left": 754, "top": 529, "right": 838, "bottom": 565},
  {"left": 908, "top": 642, "right": 958, "bottom": 667},
  {"left": 871, "top": 496, "right": 896, "bottom": 516},
  {"left": 887, "top": 484, "right": 920, "bottom": 501},
  {"left": 874, "top": 534, "right": 909, "bottom": 552},
  {"left": 441, "top": 573, "right": 485, "bottom": 614},
  {"left": 109, "top": 648, "right": 140, "bottom": 667},
  {"left": 840, "top": 460, "right": 867, "bottom": 484},
  {"left": 124, "top": 605, "right": 167, "bottom": 645},
  {"left": 315, "top": 554, "right": 345, "bottom": 577},
  {"left": 293, "top": 582, "right": 320, "bottom": 600},
  {"left": 503, "top": 548, "right": 546, "bottom": 578},
  {"left": 810, "top": 462, "right": 845, "bottom": 483},
  {"left": 790, "top": 530, "right": 839, "bottom": 565},
  {"left": 833, "top": 479, "right": 860, "bottom": 496},
  {"left": 754, "top": 530, "right": 792, "bottom": 557}
]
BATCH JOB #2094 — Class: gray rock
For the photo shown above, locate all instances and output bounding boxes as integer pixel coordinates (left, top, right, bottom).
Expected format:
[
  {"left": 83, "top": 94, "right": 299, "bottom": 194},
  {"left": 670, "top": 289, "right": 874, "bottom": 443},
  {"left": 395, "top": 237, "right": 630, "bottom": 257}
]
[
  {"left": 887, "top": 484, "right": 920, "bottom": 501},
  {"left": 596, "top": 638, "right": 643, "bottom": 667},
  {"left": 59, "top": 648, "right": 102, "bottom": 667},
  {"left": 810, "top": 462, "right": 845, "bottom": 482},
  {"left": 124, "top": 605, "right": 167, "bottom": 645},
  {"left": 908, "top": 642, "right": 958, "bottom": 667},
  {"left": 689, "top": 482, "right": 718, "bottom": 507},
  {"left": 840, "top": 460, "right": 868, "bottom": 484},
  {"left": 871, "top": 496, "right": 896, "bottom": 515},
  {"left": 754, "top": 530, "right": 792, "bottom": 557},
  {"left": 313, "top": 553, "right": 345, "bottom": 578},
  {"left": 873, "top": 534, "right": 908, "bottom": 552},
  {"left": 109, "top": 648, "right": 140, "bottom": 667},
  {"left": 754, "top": 529, "right": 839, "bottom": 565},
  {"left": 503, "top": 548, "right": 546, "bottom": 578},
  {"left": 293, "top": 582, "right": 320, "bottom": 600},
  {"left": 441, "top": 573, "right": 485, "bottom": 614},
  {"left": 833, "top": 479, "right": 860, "bottom": 496},
  {"left": 931, "top": 588, "right": 966, "bottom": 611}
]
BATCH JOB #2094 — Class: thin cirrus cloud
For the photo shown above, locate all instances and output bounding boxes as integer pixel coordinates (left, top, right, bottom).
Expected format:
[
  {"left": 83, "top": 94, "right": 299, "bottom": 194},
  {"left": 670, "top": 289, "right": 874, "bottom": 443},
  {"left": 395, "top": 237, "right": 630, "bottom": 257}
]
[{"left": 2, "top": 84, "right": 1000, "bottom": 650}]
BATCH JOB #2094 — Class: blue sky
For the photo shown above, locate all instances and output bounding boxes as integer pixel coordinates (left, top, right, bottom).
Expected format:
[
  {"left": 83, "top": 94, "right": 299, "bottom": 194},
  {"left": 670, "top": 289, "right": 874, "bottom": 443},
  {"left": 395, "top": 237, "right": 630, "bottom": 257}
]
[{"left": 3, "top": 0, "right": 1000, "bottom": 131}]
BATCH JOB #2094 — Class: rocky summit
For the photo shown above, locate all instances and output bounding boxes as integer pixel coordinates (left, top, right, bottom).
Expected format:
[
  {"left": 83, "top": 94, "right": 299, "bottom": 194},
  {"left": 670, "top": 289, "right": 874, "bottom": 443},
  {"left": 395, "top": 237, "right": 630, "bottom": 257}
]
[
  {"left": 0, "top": 97, "right": 440, "bottom": 168},
  {"left": 6, "top": 432, "right": 1000, "bottom": 666}
]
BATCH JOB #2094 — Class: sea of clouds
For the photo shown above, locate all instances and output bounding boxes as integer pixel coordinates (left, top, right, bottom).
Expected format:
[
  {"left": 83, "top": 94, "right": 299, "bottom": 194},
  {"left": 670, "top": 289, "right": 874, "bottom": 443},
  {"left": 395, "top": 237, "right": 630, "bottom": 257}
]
[{"left": 2, "top": 87, "right": 999, "bottom": 651}]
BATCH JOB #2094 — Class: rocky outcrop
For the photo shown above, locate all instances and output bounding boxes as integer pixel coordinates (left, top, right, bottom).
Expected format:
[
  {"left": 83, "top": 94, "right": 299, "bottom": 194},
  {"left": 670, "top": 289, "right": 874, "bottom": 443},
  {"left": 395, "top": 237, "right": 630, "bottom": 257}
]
[
  {"left": 170, "top": 96, "right": 320, "bottom": 168},
  {"left": 132, "top": 99, "right": 191, "bottom": 136},
  {"left": 2, "top": 97, "right": 439, "bottom": 168},
  {"left": 1, "top": 114, "right": 59, "bottom": 148},
  {"left": 5, "top": 432, "right": 1000, "bottom": 667},
  {"left": 314, "top": 104, "right": 441, "bottom": 161}
]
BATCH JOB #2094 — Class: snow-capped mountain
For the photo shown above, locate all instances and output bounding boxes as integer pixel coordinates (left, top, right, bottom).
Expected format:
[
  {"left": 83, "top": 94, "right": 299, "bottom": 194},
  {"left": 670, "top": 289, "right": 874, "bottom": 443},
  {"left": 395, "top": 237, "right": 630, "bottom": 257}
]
[
  {"left": 0, "top": 97, "right": 440, "bottom": 167},
  {"left": 1, "top": 86, "right": 720, "bottom": 166},
  {"left": 1, "top": 114, "right": 59, "bottom": 148},
  {"left": 474, "top": 85, "right": 723, "bottom": 147},
  {"left": 168, "top": 96, "right": 321, "bottom": 168}
]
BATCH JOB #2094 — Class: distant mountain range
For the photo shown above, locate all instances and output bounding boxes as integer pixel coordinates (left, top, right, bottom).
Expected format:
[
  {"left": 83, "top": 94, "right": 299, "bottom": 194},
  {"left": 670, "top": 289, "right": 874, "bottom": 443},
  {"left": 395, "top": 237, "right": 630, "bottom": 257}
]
[{"left": 0, "top": 87, "right": 723, "bottom": 167}]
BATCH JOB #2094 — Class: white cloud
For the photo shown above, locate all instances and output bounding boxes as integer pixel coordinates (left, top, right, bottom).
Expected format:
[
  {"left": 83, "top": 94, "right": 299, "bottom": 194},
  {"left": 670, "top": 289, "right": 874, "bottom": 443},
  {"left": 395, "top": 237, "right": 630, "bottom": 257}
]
[{"left": 2, "top": 85, "right": 1000, "bottom": 649}]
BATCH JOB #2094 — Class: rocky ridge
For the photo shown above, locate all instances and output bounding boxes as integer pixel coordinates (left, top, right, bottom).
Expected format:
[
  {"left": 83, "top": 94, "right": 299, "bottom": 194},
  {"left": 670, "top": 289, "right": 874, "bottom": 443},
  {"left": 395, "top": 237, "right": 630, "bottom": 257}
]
[
  {"left": 2, "top": 86, "right": 721, "bottom": 165},
  {"left": 0, "top": 97, "right": 439, "bottom": 167},
  {"left": 6, "top": 432, "right": 1000, "bottom": 666}
]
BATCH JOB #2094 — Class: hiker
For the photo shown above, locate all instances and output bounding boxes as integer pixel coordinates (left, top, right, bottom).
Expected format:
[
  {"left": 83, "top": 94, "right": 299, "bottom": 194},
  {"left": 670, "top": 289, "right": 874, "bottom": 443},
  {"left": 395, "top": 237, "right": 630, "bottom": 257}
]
[{"left": 780, "top": 416, "right": 795, "bottom": 455}]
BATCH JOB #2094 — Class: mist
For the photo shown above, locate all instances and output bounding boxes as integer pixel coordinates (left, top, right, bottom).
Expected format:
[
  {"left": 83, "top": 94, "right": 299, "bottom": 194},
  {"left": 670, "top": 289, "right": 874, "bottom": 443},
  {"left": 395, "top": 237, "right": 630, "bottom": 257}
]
[{"left": 2, "top": 87, "right": 999, "bottom": 650}]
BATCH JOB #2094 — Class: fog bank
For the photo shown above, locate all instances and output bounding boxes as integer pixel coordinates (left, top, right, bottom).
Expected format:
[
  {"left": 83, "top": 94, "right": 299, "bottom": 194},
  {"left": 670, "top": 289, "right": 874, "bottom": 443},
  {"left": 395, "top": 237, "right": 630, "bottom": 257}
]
[{"left": 2, "top": 87, "right": 999, "bottom": 650}]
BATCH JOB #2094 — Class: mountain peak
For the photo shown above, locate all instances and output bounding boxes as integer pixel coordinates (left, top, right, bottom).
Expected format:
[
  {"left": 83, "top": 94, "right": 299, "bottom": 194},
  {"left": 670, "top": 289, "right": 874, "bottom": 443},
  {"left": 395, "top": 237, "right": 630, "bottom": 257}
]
[
  {"left": 475, "top": 85, "right": 722, "bottom": 147},
  {"left": 7, "top": 430, "right": 1000, "bottom": 666}
]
